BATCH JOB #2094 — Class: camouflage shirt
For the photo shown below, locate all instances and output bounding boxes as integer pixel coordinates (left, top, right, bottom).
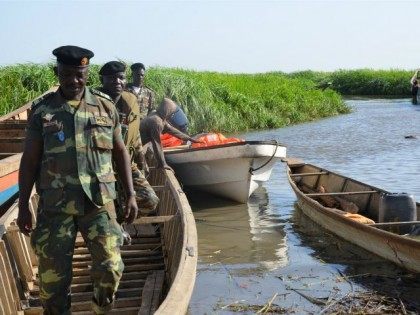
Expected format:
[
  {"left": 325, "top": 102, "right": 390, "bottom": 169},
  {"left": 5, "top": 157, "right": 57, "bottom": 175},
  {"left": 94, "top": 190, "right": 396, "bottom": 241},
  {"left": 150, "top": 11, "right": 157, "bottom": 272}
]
[
  {"left": 125, "top": 84, "right": 155, "bottom": 119},
  {"left": 26, "top": 88, "right": 122, "bottom": 215}
]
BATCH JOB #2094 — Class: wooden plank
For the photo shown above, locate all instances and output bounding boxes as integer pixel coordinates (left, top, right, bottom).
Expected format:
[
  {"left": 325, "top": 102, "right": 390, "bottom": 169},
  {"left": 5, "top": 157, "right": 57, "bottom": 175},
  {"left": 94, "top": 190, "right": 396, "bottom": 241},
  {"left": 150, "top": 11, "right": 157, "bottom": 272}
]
[
  {"left": 23, "top": 308, "right": 43, "bottom": 315},
  {"left": 132, "top": 215, "right": 174, "bottom": 225},
  {"left": 0, "top": 153, "right": 21, "bottom": 177},
  {"left": 369, "top": 221, "right": 420, "bottom": 227},
  {"left": 0, "top": 241, "right": 21, "bottom": 311},
  {"left": 138, "top": 270, "right": 165, "bottom": 315},
  {"left": 282, "top": 157, "right": 304, "bottom": 166},
  {"left": 305, "top": 190, "right": 377, "bottom": 197},
  {"left": 6, "top": 224, "right": 34, "bottom": 286},
  {"left": 290, "top": 172, "right": 328, "bottom": 177},
  {"left": 0, "top": 257, "right": 14, "bottom": 315},
  {"left": 135, "top": 224, "right": 158, "bottom": 238},
  {"left": 71, "top": 297, "right": 141, "bottom": 312},
  {"left": 151, "top": 185, "right": 165, "bottom": 192}
]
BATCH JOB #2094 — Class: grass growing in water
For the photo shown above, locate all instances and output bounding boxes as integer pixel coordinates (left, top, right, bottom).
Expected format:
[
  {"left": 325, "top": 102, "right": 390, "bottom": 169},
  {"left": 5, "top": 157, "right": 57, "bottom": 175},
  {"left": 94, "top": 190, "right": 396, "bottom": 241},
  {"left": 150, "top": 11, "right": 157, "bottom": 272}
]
[
  {"left": 0, "top": 64, "right": 349, "bottom": 133},
  {"left": 290, "top": 69, "right": 414, "bottom": 96}
]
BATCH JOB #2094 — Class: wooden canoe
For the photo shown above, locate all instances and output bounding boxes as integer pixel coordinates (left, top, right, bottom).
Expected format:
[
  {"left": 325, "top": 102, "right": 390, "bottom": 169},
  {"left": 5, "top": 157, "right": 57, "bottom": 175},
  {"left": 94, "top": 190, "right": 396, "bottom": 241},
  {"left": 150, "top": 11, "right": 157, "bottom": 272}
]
[
  {"left": 0, "top": 167, "right": 197, "bottom": 314},
  {"left": 286, "top": 159, "right": 420, "bottom": 273},
  {"left": 0, "top": 87, "right": 57, "bottom": 211}
]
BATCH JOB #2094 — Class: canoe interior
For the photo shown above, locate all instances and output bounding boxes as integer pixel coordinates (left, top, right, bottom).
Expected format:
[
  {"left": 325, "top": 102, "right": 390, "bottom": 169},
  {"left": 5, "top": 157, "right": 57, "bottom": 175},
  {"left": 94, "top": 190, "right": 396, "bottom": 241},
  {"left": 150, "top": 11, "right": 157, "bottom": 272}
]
[
  {"left": 288, "top": 163, "right": 420, "bottom": 224},
  {"left": 0, "top": 167, "right": 197, "bottom": 315}
]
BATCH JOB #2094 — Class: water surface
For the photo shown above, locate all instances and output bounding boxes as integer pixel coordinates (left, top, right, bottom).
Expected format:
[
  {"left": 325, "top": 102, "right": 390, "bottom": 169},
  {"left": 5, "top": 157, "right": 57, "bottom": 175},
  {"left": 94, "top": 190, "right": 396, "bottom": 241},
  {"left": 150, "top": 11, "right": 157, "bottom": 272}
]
[{"left": 188, "top": 98, "right": 420, "bottom": 314}]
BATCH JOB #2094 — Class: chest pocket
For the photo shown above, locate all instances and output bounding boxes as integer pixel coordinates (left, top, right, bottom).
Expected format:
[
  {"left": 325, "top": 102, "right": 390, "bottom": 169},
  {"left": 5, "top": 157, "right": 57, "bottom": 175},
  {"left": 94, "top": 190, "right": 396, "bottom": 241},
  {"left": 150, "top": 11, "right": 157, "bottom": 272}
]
[
  {"left": 90, "top": 116, "right": 114, "bottom": 150},
  {"left": 43, "top": 121, "right": 66, "bottom": 154}
]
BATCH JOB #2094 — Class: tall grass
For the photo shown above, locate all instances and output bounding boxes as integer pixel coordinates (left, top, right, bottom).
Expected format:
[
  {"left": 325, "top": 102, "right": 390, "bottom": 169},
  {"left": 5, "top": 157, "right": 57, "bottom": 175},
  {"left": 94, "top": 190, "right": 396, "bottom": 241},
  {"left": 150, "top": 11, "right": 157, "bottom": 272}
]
[
  {"left": 146, "top": 68, "right": 348, "bottom": 133},
  {"left": 288, "top": 69, "right": 414, "bottom": 96},
  {"left": 0, "top": 64, "right": 349, "bottom": 133}
]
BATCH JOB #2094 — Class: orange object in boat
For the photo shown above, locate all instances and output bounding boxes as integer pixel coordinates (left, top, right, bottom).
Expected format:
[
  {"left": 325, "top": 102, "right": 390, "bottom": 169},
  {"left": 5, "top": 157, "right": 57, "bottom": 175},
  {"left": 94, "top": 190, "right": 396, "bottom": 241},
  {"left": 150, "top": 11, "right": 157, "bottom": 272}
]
[
  {"left": 191, "top": 133, "right": 244, "bottom": 148},
  {"left": 161, "top": 133, "right": 183, "bottom": 148},
  {"left": 343, "top": 213, "right": 375, "bottom": 225}
]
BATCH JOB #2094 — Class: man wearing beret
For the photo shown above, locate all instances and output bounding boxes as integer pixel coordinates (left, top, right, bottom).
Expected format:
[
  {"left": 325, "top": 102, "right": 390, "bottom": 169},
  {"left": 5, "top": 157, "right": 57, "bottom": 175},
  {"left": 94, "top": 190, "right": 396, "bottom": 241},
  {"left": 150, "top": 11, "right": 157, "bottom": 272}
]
[
  {"left": 126, "top": 62, "right": 155, "bottom": 119},
  {"left": 98, "top": 61, "right": 159, "bottom": 219},
  {"left": 17, "top": 45, "right": 138, "bottom": 314}
]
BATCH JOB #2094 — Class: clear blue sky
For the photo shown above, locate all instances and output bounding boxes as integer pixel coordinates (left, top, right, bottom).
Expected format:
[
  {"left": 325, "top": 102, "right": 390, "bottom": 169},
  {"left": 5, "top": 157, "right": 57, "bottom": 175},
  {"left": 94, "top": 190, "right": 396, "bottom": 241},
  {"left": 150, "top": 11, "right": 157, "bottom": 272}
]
[{"left": 0, "top": 1, "right": 417, "bottom": 73}]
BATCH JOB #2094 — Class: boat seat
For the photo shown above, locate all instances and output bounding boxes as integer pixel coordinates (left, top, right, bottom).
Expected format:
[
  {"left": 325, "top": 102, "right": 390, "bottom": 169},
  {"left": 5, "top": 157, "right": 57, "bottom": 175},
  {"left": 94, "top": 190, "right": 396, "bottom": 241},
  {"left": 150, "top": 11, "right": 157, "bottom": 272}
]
[
  {"left": 290, "top": 171, "right": 328, "bottom": 177},
  {"left": 305, "top": 190, "right": 377, "bottom": 197},
  {"left": 133, "top": 215, "right": 175, "bottom": 225}
]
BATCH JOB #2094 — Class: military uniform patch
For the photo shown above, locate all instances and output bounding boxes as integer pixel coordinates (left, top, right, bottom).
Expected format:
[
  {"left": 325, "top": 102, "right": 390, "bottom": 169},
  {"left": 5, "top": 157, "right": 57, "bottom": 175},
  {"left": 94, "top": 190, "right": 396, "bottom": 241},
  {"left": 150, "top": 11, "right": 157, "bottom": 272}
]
[{"left": 89, "top": 116, "right": 113, "bottom": 127}]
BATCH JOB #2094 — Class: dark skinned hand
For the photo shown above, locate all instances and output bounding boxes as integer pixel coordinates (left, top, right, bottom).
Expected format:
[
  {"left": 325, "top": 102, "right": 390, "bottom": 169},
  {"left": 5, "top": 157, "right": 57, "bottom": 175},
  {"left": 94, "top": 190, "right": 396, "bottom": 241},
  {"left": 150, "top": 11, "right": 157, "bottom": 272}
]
[
  {"left": 17, "top": 206, "right": 33, "bottom": 236},
  {"left": 124, "top": 195, "right": 138, "bottom": 224}
]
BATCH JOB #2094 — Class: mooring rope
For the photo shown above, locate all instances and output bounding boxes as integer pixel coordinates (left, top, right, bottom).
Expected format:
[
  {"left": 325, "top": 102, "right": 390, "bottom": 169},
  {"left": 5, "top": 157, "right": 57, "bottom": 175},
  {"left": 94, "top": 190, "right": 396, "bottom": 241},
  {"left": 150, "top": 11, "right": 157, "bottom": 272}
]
[{"left": 249, "top": 140, "right": 279, "bottom": 174}]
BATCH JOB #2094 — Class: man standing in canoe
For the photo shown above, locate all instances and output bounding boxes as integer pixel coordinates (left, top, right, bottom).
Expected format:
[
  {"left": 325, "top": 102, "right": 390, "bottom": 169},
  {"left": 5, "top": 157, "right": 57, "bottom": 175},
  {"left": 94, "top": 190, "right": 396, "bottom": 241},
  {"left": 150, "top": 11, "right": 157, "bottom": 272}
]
[
  {"left": 410, "top": 69, "right": 419, "bottom": 104},
  {"left": 17, "top": 46, "right": 138, "bottom": 314},
  {"left": 140, "top": 98, "right": 199, "bottom": 171},
  {"left": 126, "top": 62, "right": 155, "bottom": 119},
  {"left": 98, "top": 61, "right": 159, "bottom": 218}
]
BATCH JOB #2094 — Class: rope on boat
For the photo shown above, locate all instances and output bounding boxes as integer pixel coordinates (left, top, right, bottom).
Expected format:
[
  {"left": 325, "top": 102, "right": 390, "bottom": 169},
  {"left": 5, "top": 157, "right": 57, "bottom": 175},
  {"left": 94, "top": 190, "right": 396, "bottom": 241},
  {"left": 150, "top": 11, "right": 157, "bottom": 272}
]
[{"left": 249, "top": 140, "right": 279, "bottom": 175}]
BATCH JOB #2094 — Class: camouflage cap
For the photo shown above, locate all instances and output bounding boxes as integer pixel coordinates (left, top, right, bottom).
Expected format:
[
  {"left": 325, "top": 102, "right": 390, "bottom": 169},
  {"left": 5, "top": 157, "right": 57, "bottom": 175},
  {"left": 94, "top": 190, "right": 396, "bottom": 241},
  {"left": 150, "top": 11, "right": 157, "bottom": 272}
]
[
  {"left": 130, "top": 63, "right": 145, "bottom": 71},
  {"left": 52, "top": 45, "right": 94, "bottom": 67},
  {"left": 99, "top": 61, "right": 126, "bottom": 75}
]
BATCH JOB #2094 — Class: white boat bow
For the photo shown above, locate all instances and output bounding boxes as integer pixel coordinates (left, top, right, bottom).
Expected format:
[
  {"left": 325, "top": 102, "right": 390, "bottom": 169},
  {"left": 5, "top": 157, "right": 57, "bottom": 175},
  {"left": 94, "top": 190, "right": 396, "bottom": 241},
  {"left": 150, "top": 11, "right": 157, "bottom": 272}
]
[{"left": 164, "top": 141, "right": 286, "bottom": 203}]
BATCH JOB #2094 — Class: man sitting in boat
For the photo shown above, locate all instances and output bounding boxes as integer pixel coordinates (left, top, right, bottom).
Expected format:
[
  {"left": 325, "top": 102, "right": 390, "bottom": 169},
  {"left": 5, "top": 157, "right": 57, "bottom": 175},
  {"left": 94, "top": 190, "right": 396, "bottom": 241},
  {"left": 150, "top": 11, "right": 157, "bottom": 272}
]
[
  {"left": 140, "top": 98, "right": 199, "bottom": 171},
  {"left": 98, "top": 61, "right": 159, "bottom": 218},
  {"left": 17, "top": 45, "right": 138, "bottom": 314}
]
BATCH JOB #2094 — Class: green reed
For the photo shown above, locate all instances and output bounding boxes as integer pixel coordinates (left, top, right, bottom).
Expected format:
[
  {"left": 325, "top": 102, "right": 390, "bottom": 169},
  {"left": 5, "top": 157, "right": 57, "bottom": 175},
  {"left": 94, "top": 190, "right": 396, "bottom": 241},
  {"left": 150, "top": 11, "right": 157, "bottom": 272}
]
[
  {"left": 288, "top": 69, "right": 414, "bottom": 96},
  {"left": 0, "top": 64, "right": 349, "bottom": 133}
]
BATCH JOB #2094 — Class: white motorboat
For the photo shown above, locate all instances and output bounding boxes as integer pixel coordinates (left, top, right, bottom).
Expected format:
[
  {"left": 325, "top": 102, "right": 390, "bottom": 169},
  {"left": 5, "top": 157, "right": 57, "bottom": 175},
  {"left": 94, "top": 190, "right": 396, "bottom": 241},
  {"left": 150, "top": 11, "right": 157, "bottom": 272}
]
[{"left": 164, "top": 141, "right": 286, "bottom": 203}]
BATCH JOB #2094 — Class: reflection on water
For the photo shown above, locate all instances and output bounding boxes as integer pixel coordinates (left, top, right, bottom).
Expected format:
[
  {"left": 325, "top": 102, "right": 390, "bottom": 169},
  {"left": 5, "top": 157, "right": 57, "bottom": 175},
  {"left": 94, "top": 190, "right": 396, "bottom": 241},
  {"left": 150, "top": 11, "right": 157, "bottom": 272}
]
[
  {"left": 189, "top": 188, "right": 288, "bottom": 270},
  {"left": 189, "top": 98, "right": 420, "bottom": 314}
]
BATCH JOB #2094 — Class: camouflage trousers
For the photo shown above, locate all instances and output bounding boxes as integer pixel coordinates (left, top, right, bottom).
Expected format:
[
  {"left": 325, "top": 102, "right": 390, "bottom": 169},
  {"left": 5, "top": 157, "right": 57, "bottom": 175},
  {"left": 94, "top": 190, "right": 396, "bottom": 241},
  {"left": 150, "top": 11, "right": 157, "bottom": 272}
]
[
  {"left": 31, "top": 203, "right": 124, "bottom": 315},
  {"left": 116, "top": 164, "right": 159, "bottom": 223}
]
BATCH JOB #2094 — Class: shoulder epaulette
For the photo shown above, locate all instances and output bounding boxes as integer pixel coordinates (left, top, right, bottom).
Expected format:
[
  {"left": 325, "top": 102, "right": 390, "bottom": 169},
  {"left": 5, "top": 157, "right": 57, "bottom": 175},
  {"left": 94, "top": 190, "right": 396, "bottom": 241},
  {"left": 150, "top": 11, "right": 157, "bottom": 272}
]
[
  {"left": 31, "top": 92, "right": 54, "bottom": 109},
  {"left": 123, "top": 89, "right": 137, "bottom": 97},
  {"left": 90, "top": 88, "right": 113, "bottom": 102}
]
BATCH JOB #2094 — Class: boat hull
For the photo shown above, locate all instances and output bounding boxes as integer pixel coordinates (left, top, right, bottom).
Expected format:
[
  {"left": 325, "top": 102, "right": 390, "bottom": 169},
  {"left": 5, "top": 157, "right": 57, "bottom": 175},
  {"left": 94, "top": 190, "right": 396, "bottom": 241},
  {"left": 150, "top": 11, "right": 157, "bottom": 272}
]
[
  {"left": 0, "top": 154, "right": 21, "bottom": 208},
  {"left": 165, "top": 141, "right": 286, "bottom": 203},
  {"left": 287, "top": 162, "right": 420, "bottom": 273}
]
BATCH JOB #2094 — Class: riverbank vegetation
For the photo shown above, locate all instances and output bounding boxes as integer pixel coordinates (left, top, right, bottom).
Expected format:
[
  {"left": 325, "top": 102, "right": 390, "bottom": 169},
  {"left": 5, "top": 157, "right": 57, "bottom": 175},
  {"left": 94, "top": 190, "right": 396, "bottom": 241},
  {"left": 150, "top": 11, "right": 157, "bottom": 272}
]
[
  {"left": 1, "top": 66, "right": 414, "bottom": 133},
  {"left": 0, "top": 64, "right": 350, "bottom": 133},
  {"left": 289, "top": 69, "right": 413, "bottom": 96}
]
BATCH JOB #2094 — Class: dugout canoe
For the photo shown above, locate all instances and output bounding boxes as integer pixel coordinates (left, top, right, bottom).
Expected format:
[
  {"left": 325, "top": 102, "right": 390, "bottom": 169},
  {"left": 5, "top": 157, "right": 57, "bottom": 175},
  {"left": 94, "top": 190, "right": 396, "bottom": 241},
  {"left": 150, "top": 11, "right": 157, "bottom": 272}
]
[
  {"left": 0, "top": 167, "right": 197, "bottom": 314},
  {"left": 0, "top": 88, "right": 57, "bottom": 211},
  {"left": 164, "top": 141, "right": 287, "bottom": 203},
  {"left": 286, "top": 159, "right": 420, "bottom": 273}
]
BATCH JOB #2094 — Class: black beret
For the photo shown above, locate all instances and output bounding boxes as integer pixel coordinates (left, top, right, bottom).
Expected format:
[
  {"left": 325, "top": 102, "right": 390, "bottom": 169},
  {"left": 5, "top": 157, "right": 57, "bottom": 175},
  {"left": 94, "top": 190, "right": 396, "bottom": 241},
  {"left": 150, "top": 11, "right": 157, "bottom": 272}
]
[
  {"left": 52, "top": 45, "right": 94, "bottom": 66},
  {"left": 99, "top": 61, "right": 126, "bottom": 75},
  {"left": 131, "top": 63, "right": 145, "bottom": 71}
]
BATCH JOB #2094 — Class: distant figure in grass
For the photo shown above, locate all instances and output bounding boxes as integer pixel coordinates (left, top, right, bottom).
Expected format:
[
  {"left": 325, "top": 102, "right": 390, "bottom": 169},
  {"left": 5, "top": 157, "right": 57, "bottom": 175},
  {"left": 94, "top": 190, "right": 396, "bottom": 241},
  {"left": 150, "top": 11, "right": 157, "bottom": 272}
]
[
  {"left": 410, "top": 70, "right": 419, "bottom": 104},
  {"left": 98, "top": 61, "right": 159, "bottom": 219},
  {"left": 126, "top": 62, "right": 155, "bottom": 119},
  {"left": 140, "top": 98, "right": 199, "bottom": 171}
]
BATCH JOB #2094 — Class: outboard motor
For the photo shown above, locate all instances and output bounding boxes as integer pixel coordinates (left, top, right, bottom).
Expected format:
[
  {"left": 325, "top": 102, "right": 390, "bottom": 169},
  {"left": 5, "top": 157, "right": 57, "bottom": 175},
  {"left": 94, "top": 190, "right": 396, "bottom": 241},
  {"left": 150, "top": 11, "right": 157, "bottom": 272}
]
[
  {"left": 169, "top": 105, "right": 189, "bottom": 133},
  {"left": 379, "top": 193, "right": 417, "bottom": 234}
]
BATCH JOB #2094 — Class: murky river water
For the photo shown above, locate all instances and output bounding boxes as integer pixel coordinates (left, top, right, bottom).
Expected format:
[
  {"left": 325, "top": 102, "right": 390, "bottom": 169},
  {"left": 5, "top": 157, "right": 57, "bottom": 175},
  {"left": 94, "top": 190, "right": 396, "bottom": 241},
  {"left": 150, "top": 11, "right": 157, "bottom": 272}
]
[{"left": 188, "top": 98, "right": 420, "bottom": 314}]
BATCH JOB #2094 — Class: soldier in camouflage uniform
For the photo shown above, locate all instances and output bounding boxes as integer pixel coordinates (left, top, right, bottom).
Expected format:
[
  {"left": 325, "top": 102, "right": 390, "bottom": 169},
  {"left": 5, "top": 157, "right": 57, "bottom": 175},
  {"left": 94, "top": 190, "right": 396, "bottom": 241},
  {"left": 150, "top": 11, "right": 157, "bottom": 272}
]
[
  {"left": 98, "top": 61, "right": 159, "bottom": 217},
  {"left": 17, "top": 46, "right": 138, "bottom": 315},
  {"left": 126, "top": 62, "right": 155, "bottom": 119}
]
